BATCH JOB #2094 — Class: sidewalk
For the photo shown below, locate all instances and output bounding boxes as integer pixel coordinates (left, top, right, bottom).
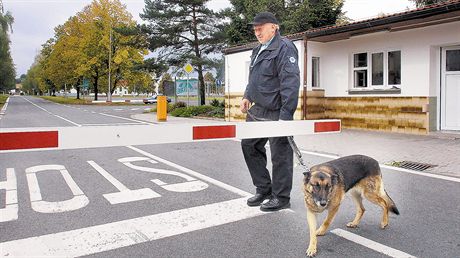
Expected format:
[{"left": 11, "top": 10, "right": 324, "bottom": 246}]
[{"left": 133, "top": 113, "right": 460, "bottom": 178}]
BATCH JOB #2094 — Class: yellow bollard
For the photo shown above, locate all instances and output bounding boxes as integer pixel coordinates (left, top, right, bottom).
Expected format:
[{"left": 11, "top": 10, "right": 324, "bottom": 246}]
[{"left": 156, "top": 96, "right": 167, "bottom": 122}]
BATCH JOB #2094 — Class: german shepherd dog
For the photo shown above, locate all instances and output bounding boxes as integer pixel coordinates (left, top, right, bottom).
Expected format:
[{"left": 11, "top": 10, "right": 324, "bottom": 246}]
[{"left": 302, "top": 155, "right": 399, "bottom": 257}]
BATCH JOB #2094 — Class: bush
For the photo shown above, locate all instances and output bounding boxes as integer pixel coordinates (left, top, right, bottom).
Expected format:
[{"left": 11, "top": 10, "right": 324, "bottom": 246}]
[
  {"left": 174, "top": 101, "right": 187, "bottom": 108},
  {"left": 210, "top": 99, "right": 220, "bottom": 107},
  {"left": 170, "top": 105, "right": 222, "bottom": 118},
  {"left": 205, "top": 108, "right": 224, "bottom": 118}
]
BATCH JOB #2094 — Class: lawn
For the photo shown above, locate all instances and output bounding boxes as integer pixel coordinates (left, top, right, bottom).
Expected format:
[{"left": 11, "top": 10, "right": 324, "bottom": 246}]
[
  {"left": 40, "top": 96, "right": 91, "bottom": 105},
  {"left": 0, "top": 94, "right": 8, "bottom": 110}
]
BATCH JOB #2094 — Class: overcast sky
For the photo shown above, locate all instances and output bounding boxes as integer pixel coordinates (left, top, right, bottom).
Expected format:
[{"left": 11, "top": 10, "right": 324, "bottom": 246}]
[{"left": 3, "top": 0, "right": 415, "bottom": 76}]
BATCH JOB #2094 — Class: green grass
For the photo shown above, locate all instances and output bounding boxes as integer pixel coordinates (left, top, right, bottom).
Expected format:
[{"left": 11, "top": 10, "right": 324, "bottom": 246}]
[
  {"left": 39, "top": 96, "right": 145, "bottom": 106},
  {"left": 0, "top": 94, "right": 9, "bottom": 110},
  {"left": 40, "top": 96, "right": 90, "bottom": 105}
]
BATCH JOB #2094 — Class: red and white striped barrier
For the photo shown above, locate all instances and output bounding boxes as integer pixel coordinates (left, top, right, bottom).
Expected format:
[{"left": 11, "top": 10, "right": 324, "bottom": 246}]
[{"left": 0, "top": 120, "right": 340, "bottom": 152}]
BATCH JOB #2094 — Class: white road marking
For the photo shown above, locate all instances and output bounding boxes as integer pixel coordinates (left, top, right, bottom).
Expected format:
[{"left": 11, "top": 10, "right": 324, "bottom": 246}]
[
  {"left": 119, "top": 156, "right": 210, "bottom": 193},
  {"left": 379, "top": 164, "right": 460, "bottom": 183},
  {"left": 234, "top": 139, "right": 460, "bottom": 183},
  {"left": 54, "top": 114, "right": 81, "bottom": 127},
  {"left": 331, "top": 229, "right": 417, "bottom": 258},
  {"left": 130, "top": 108, "right": 139, "bottom": 111},
  {"left": 25, "top": 165, "right": 89, "bottom": 213},
  {"left": 0, "top": 168, "right": 18, "bottom": 222},
  {"left": 299, "top": 150, "right": 460, "bottom": 183},
  {"left": 0, "top": 198, "right": 270, "bottom": 257},
  {"left": 127, "top": 146, "right": 252, "bottom": 197},
  {"left": 87, "top": 160, "right": 161, "bottom": 204},
  {"left": 0, "top": 96, "right": 9, "bottom": 115},
  {"left": 98, "top": 112, "right": 153, "bottom": 125},
  {"left": 21, "top": 97, "right": 82, "bottom": 127},
  {"left": 80, "top": 123, "right": 144, "bottom": 126}
]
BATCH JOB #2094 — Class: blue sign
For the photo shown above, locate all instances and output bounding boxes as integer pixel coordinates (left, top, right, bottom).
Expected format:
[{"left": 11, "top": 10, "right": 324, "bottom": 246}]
[
  {"left": 82, "top": 78, "right": 90, "bottom": 89},
  {"left": 176, "top": 79, "right": 198, "bottom": 96}
]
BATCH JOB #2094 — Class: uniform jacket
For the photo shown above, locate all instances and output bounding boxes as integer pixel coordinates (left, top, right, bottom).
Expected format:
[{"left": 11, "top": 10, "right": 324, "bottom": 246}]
[{"left": 244, "top": 31, "right": 300, "bottom": 120}]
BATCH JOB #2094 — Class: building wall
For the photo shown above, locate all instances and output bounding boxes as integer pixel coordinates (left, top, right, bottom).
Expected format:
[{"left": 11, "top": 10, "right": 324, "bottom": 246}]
[
  {"left": 224, "top": 21, "right": 460, "bottom": 134},
  {"left": 306, "top": 21, "right": 460, "bottom": 97},
  {"left": 224, "top": 92, "right": 303, "bottom": 121}
]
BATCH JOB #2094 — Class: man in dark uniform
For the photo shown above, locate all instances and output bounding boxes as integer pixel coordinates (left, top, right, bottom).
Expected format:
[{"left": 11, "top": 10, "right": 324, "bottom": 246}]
[{"left": 241, "top": 12, "right": 300, "bottom": 211}]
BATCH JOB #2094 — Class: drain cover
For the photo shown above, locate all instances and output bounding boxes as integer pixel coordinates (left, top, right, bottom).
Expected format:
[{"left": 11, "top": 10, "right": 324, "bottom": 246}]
[{"left": 392, "top": 161, "right": 436, "bottom": 171}]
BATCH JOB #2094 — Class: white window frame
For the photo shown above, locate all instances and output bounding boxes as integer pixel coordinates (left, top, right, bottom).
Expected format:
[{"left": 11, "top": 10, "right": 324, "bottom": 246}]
[
  {"left": 351, "top": 50, "right": 401, "bottom": 90},
  {"left": 387, "top": 50, "right": 402, "bottom": 88},
  {"left": 352, "top": 52, "right": 368, "bottom": 88},
  {"left": 312, "top": 56, "right": 320, "bottom": 88},
  {"left": 370, "top": 52, "right": 385, "bottom": 88}
]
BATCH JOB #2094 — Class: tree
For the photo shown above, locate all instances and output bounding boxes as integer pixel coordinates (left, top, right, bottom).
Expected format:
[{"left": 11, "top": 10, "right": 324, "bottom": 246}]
[
  {"left": 141, "top": 0, "right": 226, "bottom": 105},
  {"left": 224, "top": 0, "right": 345, "bottom": 45},
  {"left": 204, "top": 71, "right": 216, "bottom": 95},
  {"left": 284, "top": 0, "right": 344, "bottom": 34},
  {"left": 158, "top": 73, "right": 172, "bottom": 95},
  {"left": 22, "top": 54, "right": 49, "bottom": 95},
  {"left": 0, "top": 0, "right": 16, "bottom": 91},
  {"left": 32, "top": 0, "right": 152, "bottom": 100},
  {"left": 410, "top": 0, "right": 449, "bottom": 8}
]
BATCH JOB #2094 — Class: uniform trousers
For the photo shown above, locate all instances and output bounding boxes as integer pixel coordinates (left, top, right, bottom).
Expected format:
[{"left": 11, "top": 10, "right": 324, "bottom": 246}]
[{"left": 241, "top": 104, "right": 293, "bottom": 201}]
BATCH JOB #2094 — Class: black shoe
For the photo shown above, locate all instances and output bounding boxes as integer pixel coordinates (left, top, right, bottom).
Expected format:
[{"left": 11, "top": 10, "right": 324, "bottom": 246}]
[
  {"left": 247, "top": 193, "right": 271, "bottom": 207},
  {"left": 260, "top": 197, "right": 290, "bottom": 212}
]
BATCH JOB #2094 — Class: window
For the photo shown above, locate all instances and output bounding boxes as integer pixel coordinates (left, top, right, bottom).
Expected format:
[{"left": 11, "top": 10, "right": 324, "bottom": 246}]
[
  {"left": 446, "top": 49, "right": 460, "bottom": 71},
  {"left": 353, "top": 53, "right": 367, "bottom": 87},
  {"left": 372, "top": 52, "right": 384, "bottom": 86},
  {"left": 388, "top": 51, "right": 401, "bottom": 85},
  {"left": 352, "top": 50, "right": 401, "bottom": 89},
  {"left": 312, "top": 57, "right": 320, "bottom": 87}
]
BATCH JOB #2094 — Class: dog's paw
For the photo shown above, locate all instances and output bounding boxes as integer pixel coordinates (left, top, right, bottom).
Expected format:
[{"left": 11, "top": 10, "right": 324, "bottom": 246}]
[
  {"left": 380, "top": 222, "right": 388, "bottom": 229},
  {"left": 315, "top": 229, "right": 326, "bottom": 236},
  {"left": 346, "top": 222, "right": 359, "bottom": 228},
  {"left": 306, "top": 246, "right": 317, "bottom": 257}
]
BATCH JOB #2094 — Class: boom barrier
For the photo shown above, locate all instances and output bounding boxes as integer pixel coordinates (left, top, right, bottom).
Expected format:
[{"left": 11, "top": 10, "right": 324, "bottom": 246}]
[{"left": 0, "top": 119, "right": 340, "bottom": 152}]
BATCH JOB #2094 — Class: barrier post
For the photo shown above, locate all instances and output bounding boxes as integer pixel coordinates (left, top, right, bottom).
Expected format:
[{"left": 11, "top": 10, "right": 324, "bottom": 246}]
[{"left": 157, "top": 96, "right": 167, "bottom": 122}]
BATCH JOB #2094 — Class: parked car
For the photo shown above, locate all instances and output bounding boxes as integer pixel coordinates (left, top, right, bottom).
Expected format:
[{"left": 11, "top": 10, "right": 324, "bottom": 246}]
[{"left": 143, "top": 95, "right": 172, "bottom": 104}]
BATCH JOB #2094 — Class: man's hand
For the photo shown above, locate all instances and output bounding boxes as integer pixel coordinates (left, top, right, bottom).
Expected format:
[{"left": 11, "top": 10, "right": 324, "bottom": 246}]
[{"left": 240, "top": 99, "right": 251, "bottom": 113}]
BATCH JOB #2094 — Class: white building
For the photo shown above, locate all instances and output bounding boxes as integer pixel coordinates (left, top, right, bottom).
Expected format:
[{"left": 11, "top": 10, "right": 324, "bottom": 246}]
[{"left": 224, "top": 1, "right": 460, "bottom": 134}]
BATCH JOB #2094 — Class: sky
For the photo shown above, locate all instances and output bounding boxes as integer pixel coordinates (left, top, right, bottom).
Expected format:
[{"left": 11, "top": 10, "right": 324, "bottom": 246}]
[{"left": 3, "top": 0, "right": 416, "bottom": 76}]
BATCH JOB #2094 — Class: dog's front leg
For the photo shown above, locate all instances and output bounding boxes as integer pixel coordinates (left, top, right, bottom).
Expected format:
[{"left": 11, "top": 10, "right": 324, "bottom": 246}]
[
  {"left": 306, "top": 209, "right": 318, "bottom": 257},
  {"left": 316, "top": 204, "right": 340, "bottom": 236}
]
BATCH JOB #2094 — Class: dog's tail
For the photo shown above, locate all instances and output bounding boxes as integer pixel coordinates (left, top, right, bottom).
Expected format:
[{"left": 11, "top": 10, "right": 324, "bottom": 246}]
[{"left": 384, "top": 190, "right": 400, "bottom": 215}]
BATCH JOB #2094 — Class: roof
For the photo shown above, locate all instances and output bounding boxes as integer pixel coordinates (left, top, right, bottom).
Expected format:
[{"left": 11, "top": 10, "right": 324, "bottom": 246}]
[{"left": 224, "top": 0, "right": 460, "bottom": 55}]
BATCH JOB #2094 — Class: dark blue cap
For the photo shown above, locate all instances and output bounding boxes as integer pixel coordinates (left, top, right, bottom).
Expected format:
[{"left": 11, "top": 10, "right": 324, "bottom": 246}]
[{"left": 249, "top": 12, "right": 279, "bottom": 25}]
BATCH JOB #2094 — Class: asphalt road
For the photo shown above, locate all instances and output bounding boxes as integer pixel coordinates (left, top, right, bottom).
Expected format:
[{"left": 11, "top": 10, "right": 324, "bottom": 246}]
[{"left": 1, "top": 96, "right": 459, "bottom": 258}]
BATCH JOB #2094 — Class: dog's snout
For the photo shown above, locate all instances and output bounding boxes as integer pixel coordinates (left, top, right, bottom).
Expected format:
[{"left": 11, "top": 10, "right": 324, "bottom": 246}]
[{"left": 320, "top": 200, "right": 327, "bottom": 207}]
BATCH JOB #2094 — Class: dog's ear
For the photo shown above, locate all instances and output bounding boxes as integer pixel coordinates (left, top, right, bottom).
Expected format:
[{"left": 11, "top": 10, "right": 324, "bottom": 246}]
[
  {"left": 303, "top": 171, "right": 311, "bottom": 184},
  {"left": 331, "top": 174, "right": 339, "bottom": 185}
]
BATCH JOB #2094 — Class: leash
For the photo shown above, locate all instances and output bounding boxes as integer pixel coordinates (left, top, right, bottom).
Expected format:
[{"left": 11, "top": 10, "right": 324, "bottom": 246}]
[{"left": 246, "top": 110, "right": 311, "bottom": 175}]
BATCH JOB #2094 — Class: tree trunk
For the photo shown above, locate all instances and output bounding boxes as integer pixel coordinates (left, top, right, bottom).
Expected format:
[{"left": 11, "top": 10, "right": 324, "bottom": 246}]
[
  {"left": 93, "top": 69, "right": 99, "bottom": 101},
  {"left": 76, "top": 78, "right": 81, "bottom": 99},
  {"left": 192, "top": 7, "right": 205, "bottom": 106},
  {"left": 197, "top": 66, "right": 205, "bottom": 105}
]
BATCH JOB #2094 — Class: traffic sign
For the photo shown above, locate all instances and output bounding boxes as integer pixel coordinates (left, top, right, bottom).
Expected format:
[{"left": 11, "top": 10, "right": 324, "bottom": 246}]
[{"left": 184, "top": 63, "right": 194, "bottom": 74}]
